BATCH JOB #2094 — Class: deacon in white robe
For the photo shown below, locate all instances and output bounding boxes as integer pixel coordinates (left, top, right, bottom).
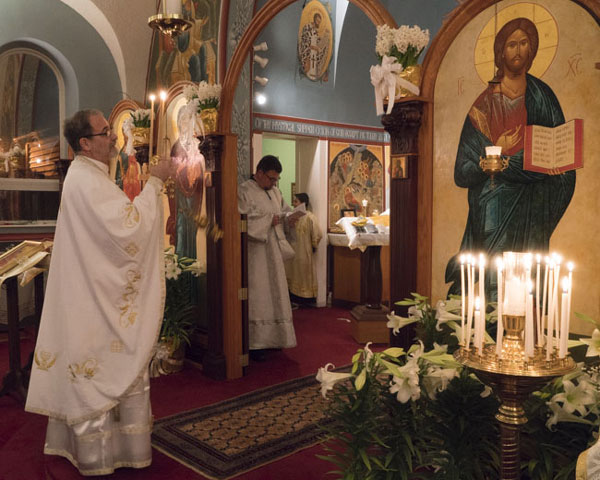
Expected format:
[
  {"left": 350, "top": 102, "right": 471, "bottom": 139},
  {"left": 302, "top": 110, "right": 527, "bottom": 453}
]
[
  {"left": 25, "top": 109, "right": 174, "bottom": 476},
  {"left": 238, "top": 155, "right": 297, "bottom": 353}
]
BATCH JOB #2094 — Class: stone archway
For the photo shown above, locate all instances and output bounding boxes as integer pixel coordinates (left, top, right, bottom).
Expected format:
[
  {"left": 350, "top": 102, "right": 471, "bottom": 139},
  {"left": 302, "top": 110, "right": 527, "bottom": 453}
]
[{"left": 217, "top": 0, "right": 397, "bottom": 379}]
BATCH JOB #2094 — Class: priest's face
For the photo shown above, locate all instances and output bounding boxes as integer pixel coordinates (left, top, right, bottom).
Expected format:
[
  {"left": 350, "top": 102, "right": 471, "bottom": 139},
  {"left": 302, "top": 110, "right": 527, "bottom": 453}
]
[
  {"left": 79, "top": 113, "right": 118, "bottom": 165},
  {"left": 255, "top": 169, "right": 280, "bottom": 190}
]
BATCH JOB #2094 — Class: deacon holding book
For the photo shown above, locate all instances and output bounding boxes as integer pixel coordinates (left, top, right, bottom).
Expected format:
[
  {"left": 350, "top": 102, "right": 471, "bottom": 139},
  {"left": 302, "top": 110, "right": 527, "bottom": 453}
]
[
  {"left": 238, "top": 155, "right": 298, "bottom": 362},
  {"left": 446, "top": 17, "right": 576, "bottom": 297},
  {"left": 25, "top": 109, "right": 174, "bottom": 475}
]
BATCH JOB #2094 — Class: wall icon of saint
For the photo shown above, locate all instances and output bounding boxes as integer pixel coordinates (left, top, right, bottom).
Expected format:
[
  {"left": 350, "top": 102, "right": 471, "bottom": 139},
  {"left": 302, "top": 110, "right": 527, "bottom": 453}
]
[
  {"left": 297, "top": 0, "right": 333, "bottom": 82},
  {"left": 445, "top": 14, "right": 576, "bottom": 297}
]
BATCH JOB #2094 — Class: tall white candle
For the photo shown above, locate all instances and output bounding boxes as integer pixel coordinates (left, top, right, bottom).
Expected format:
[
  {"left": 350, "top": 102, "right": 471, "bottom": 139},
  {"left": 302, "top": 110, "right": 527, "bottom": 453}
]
[
  {"left": 541, "top": 257, "right": 549, "bottom": 348},
  {"left": 460, "top": 255, "right": 466, "bottom": 346},
  {"left": 552, "top": 255, "right": 562, "bottom": 355},
  {"left": 159, "top": 90, "right": 167, "bottom": 157},
  {"left": 475, "top": 296, "right": 482, "bottom": 355},
  {"left": 559, "top": 278, "right": 569, "bottom": 358},
  {"left": 567, "top": 262, "right": 574, "bottom": 332},
  {"left": 479, "top": 254, "right": 486, "bottom": 323},
  {"left": 546, "top": 263, "right": 554, "bottom": 360},
  {"left": 149, "top": 94, "right": 155, "bottom": 159},
  {"left": 525, "top": 282, "right": 534, "bottom": 358},
  {"left": 466, "top": 257, "right": 474, "bottom": 349},
  {"left": 495, "top": 257, "right": 503, "bottom": 358},
  {"left": 535, "top": 254, "right": 541, "bottom": 346}
]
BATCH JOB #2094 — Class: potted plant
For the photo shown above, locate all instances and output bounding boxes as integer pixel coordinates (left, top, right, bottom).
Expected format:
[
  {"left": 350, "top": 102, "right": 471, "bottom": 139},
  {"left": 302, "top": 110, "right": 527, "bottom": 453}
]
[
  {"left": 151, "top": 246, "right": 205, "bottom": 376},
  {"left": 183, "top": 81, "right": 222, "bottom": 134}
]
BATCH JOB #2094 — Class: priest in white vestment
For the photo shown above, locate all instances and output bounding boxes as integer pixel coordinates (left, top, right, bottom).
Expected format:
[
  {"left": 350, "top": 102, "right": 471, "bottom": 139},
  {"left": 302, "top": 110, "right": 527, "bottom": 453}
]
[
  {"left": 238, "top": 155, "right": 297, "bottom": 360},
  {"left": 25, "top": 109, "right": 174, "bottom": 476}
]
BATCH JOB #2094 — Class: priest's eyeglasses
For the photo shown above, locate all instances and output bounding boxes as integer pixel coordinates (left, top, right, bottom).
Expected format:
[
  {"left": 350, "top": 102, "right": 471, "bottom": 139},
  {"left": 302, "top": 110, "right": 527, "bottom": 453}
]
[{"left": 81, "top": 128, "right": 111, "bottom": 139}]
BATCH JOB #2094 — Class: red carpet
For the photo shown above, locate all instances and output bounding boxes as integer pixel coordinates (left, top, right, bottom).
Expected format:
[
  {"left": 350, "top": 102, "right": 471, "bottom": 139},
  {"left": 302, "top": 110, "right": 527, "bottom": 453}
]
[{"left": 0, "top": 306, "right": 378, "bottom": 479}]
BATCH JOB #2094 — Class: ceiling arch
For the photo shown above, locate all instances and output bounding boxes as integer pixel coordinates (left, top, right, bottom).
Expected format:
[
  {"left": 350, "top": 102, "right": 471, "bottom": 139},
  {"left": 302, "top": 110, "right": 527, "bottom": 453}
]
[{"left": 59, "top": 0, "right": 127, "bottom": 95}]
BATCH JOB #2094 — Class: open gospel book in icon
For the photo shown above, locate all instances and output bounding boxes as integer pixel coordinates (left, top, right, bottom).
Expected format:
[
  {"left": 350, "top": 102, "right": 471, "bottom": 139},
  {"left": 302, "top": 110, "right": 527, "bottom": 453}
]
[{"left": 524, "top": 118, "right": 583, "bottom": 173}]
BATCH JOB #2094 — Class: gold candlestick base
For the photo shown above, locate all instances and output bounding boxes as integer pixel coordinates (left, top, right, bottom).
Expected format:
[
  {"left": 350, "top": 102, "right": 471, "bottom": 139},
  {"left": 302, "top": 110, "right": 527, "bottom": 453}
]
[{"left": 148, "top": 13, "right": 194, "bottom": 38}]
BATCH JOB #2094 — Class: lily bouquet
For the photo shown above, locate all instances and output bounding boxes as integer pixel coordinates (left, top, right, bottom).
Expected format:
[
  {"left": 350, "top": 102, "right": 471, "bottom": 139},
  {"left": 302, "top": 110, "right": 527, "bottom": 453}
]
[
  {"left": 183, "top": 81, "right": 222, "bottom": 112},
  {"left": 318, "top": 293, "right": 600, "bottom": 479},
  {"left": 375, "top": 24, "right": 430, "bottom": 68},
  {"left": 162, "top": 246, "right": 205, "bottom": 350},
  {"left": 130, "top": 108, "right": 151, "bottom": 128}
]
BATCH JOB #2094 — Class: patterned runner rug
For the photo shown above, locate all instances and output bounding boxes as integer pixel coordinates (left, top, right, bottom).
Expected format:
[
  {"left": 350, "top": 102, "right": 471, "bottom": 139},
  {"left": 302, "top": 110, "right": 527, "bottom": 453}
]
[{"left": 151, "top": 371, "right": 342, "bottom": 479}]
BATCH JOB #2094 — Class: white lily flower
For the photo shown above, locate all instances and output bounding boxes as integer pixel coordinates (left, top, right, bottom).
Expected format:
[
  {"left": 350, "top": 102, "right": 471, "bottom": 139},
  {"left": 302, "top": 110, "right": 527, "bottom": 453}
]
[
  {"left": 551, "top": 379, "right": 596, "bottom": 416},
  {"left": 165, "top": 260, "right": 182, "bottom": 280},
  {"left": 580, "top": 329, "right": 600, "bottom": 357},
  {"left": 316, "top": 363, "right": 353, "bottom": 398},
  {"left": 184, "top": 260, "right": 206, "bottom": 277},
  {"left": 386, "top": 311, "right": 418, "bottom": 335},
  {"left": 363, "top": 342, "right": 374, "bottom": 364},
  {"left": 408, "top": 305, "right": 424, "bottom": 320},
  {"left": 389, "top": 359, "right": 421, "bottom": 403},
  {"left": 546, "top": 399, "right": 594, "bottom": 430},
  {"left": 480, "top": 385, "right": 492, "bottom": 398},
  {"left": 435, "top": 299, "right": 462, "bottom": 331},
  {"left": 422, "top": 365, "right": 458, "bottom": 399}
]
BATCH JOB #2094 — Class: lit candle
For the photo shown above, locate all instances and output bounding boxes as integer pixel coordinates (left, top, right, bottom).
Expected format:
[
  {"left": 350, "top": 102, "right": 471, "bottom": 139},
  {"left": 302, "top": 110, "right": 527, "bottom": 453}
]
[
  {"left": 559, "top": 277, "right": 569, "bottom": 358},
  {"left": 460, "top": 254, "right": 466, "bottom": 346},
  {"left": 525, "top": 281, "right": 534, "bottom": 359},
  {"left": 159, "top": 90, "right": 167, "bottom": 157},
  {"left": 552, "top": 254, "right": 562, "bottom": 355},
  {"left": 362, "top": 199, "right": 368, "bottom": 217},
  {"left": 496, "top": 257, "right": 503, "bottom": 358},
  {"left": 541, "top": 257, "right": 549, "bottom": 348},
  {"left": 474, "top": 296, "right": 482, "bottom": 355},
  {"left": 149, "top": 93, "right": 155, "bottom": 159},
  {"left": 535, "top": 254, "right": 541, "bottom": 346},
  {"left": 567, "top": 262, "right": 574, "bottom": 330},
  {"left": 466, "top": 255, "right": 474, "bottom": 350},
  {"left": 478, "top": 253, "right": 486, "bottom": 322},
  {"left": 546, "top": 261, "right": 554, "bottom": 360}
]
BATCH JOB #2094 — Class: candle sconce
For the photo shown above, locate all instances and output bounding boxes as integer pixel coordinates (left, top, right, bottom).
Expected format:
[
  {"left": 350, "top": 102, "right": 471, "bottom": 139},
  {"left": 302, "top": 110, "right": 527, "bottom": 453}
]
[{"left": 479, "top": 145, "right": 508, "bottom": 188}]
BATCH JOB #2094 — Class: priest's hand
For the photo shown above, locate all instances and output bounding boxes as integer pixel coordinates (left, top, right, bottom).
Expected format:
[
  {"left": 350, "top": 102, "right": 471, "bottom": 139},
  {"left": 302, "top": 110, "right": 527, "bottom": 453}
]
[
  {"left": 149, "top": 156, "right": 175, "bottom": 182},
  {"left": 272, "top": 214, "right": 280, "bottom": 226}
]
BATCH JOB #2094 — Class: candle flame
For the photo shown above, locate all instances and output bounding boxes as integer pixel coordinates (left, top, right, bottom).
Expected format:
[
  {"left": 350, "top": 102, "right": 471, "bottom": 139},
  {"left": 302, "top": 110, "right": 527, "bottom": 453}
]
[
  {"left": 527, "top": 280, "right": 533, "bottom": 293},
  {"left": 149, "top": 93, "right": 156, "bottom": 102},
  {"left": 536, "top": 253, "right": 541, "bottom": 263},
  {"left": 478, "top": 253, "right": 486, "bottom": 267},
  {"left": 475, "top": 296, "right": 481, "bottom": 311},
  {"left": 460, "top": 254, "right": 465, "bottom": 265},
  {"left": 561, "top": 276, "right": 569, "bottom": 293},
  {"left": 567, "top": 261, "right": 574, "bottom": 272},
  {"left": 159, "top": 90, "right": 167, "bottom": 101},
  {"left": 495, "top": 256, "right": 503, "bottom": 270}
]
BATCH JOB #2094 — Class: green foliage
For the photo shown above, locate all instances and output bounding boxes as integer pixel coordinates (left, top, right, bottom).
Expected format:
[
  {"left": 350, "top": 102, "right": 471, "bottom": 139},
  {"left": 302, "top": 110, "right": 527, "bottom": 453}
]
[{"left": 417, "top": 371, "right": 499, "bottom": 479}]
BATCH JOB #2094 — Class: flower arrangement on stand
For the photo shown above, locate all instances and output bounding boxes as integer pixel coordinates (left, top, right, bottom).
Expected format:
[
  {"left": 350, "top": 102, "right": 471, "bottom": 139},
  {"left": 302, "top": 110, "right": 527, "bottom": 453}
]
[
  {"left": 317, "top": 294, "right": 600, "bottom": 479},
  {"left": 183, "top": 81, "right": 222, "bottom": 135},
  {"left": 370, "top": 24, "right": 429, "bottom": 116},
  {"left": 150, "top": 246, "right": 206, "bottom": 377}
]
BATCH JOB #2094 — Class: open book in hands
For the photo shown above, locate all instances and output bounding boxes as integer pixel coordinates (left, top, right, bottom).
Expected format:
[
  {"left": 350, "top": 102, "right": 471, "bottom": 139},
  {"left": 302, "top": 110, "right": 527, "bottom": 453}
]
[{"left": 286, "top": 203, "right": 306, "bottom": 223}]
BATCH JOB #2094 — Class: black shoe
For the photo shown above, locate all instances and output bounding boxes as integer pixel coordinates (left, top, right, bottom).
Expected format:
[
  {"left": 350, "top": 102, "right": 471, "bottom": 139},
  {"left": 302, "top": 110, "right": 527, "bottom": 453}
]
[{"left": 250, "top": 349, "right": 268, "bottom": 362}]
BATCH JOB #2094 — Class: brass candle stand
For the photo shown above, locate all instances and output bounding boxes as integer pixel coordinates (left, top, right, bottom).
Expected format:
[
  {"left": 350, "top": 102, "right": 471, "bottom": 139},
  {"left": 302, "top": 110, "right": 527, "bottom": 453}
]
[{"left": 454, "top": 314, "right": 576, "bottom": 479}]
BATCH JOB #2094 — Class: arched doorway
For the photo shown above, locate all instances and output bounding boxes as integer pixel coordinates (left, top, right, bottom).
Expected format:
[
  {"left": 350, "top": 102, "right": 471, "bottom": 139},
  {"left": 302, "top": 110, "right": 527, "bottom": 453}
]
[{"left": 217, "top": 0, "right": 397, "bottom": 379}]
